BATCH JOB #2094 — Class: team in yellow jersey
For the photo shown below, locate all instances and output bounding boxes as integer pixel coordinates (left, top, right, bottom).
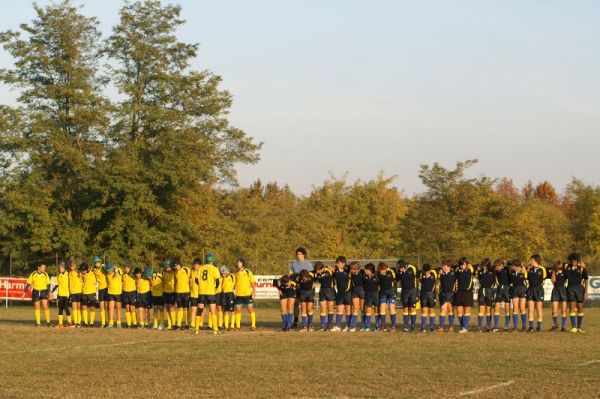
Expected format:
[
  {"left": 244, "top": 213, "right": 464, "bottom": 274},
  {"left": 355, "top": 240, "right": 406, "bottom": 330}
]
[{"left": 23, "top": 253, "right": 259, "bottom": 334}]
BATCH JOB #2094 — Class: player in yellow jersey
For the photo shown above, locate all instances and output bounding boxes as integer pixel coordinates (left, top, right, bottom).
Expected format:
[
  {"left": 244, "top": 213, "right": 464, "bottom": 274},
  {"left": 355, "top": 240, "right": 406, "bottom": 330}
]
[
  {"left": 135, "top": 267, "right": 153, "bottom": 329},
  {"left": 105, "top": 263, "right": 123, "bottom": 328},
  {"left": 195, "top": 254, "right": 221, "bottom": 335},
  {"left": 80, "top": 263, "right": 98, "bottom": 327},
  {"left": 189, "top": 259, "right": 201, "bottom": 331},
  {"left": 68, "top": 260, "right": 83, "bottom": 327},
  {"left": 51, "top": 261, "right": 72, "bottom": 328},
  {"left": 218, "top": 266, "right": 236, "bottom": 331},
  {"left": 234, "top": 257, "right": 257, "bottom": 331},
  {"left": 161, "top": 260, "right": 176, "bottom": 330},
  {"left": 213, "top": 265, "right": 223, "bottom": 330},
  {"left": 122, "top": 263, "right": 138, "bottom": 328},
  {"left": 92, "top": 255, "right": 108, "bottom": 327},
  {"left": 23, "top": 263, "right": 51, "bottom": 327},
  {"left": 174, "top": 259, "right": 191, "bottom": 330},
  {"left": 151, "top": 269, "right": 164, "bottom": 329}
]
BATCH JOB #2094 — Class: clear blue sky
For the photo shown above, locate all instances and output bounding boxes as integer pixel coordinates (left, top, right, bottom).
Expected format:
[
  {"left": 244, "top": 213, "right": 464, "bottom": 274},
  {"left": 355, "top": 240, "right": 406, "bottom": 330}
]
[{"left": 2, "top": 1, "right": 599, "bottom": 195}]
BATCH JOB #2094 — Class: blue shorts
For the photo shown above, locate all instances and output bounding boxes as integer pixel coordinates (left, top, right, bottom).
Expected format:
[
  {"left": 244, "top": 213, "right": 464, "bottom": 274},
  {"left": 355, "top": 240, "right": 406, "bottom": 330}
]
[{"left": 379, "top": 289, "right": 396, "bottom": 305}]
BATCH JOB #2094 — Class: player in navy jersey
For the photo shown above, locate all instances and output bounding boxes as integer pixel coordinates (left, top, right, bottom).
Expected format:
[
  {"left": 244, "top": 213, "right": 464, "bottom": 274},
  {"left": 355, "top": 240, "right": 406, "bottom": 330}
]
[
  {"left": 397, "top": 259, "right": 418, "bottom": 332},
  {"left": 315, "top": 262, "right": 335, "bottom": 331},
  {"left": 377, "top": 262, "right": 397, "bottom": 331},
  {"left": 362, "top": 263, "right": 380, "bottom": 331},
  {"left": 565, "top": 253, "right": 589, "bottom": 333},
  {"left": 419, "top": 264, "right": 437, "bottom": 332},
  {"left": 454, "top": 258, "right": 474, "bottom": 333},
  {"left": 509, "top": 261, "right": 528, "bottom": 332},
  {"left": 550, "top": 260, "right": 568, "bottom": 331},
  {"left": 476, "top": 259, "right": 495, "bottom": 332},
  {"left": 349, "top": 262, "right": 365, "bottom": 332},
  {"left": 332, "top": 256, "right": 351, "bottom": 331},
  {"left": 526, "top": 254, "right": 547, "bottom": 332},
  {"left": 492, "top": 259, "right": 511, "bottom": 331},
  {"left": 437, "top": 260, "right": 456, "bottom": 332}
]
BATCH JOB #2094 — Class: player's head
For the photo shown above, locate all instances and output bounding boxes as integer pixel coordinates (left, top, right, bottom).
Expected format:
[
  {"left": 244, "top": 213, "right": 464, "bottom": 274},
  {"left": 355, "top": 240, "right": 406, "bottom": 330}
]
[
  {"left": 124, "top": 263, "right": 132, "bottom": 273},
  {"left": 219, "top": 265, "right": 229, "bottom": 276},
  {"left": 78, "top": 262, "right": 89, "bottom": 272},
  {"left": 69, "top": 260, "right": 77, "bottom": 271},
  {"left": 377, "top": 262, "right": 388, "bottom": 273},
  {"left": 422, "top": 263, "right": 431, "bottom": 273},
  {"left": 313, "top": 261, "right": 325, "bottom": 273},
  {"left": 493, "top": 259, "right": 505, "bottom": 270},
  {"left": 104, "top": 263, "right": 114, "bottom": 273},
  {"left": 281, "top": 274, "right": 291, "bottom": 286},
  {"left": 457, "top": 257, "right": 469, "bottom": 269},
  {"left": 173, "top": 258, "right": 182, "bottom": 270},
  {"left": 299, "top": 269, "right": 312, "bottom": 281},
  {"left": 58, "top": 261, "right": 66, "bottom": 273},
  {"left": 350, "top": 261, "right": 361, "bottom": 273},
  {"left": 480, "top": 258, "right": 491, "bottom": 271},
  {"left": 205, "top": 253, "right": 216, "bottom": 265},
  {"left": 295, "top": 247, "right": 307, "bottom": 261},
  {"left": 93, "top": 255, "right": 102, "bottom": 267},
  {"left": 567, "top": 252, "right": 581, "bottom": 266},
  {"left": 441, "top": 259, "right": 452, "bottom": 271},
  {"left": 397, "top": 259, "right": 407, "bottom": 270},
  {"left": 554, "top": 260, "right": 564, "bottom": 271},
  {"left": 163, "top": 259, "right": 172, "bottom": 270},
  {"left": 364, "top": 263, "right": 375, "bottom": 275},
  {"left": 144, "top": 267, "right": 153, "bottom": 278},
  {"left": 236, "top": 257, "right": 246, "bottom": 270},
  {"left": 192, "top": 258, "right": 201, "bottom": 270},
  {"left": 134, "top": 267, "right": 142, "bottom": 278},
  {"left": 335, "top": 256, "right": 347, "bottom": 269},
  {"left": 37, "top": 263, "right": 46, "bottom": 272}
]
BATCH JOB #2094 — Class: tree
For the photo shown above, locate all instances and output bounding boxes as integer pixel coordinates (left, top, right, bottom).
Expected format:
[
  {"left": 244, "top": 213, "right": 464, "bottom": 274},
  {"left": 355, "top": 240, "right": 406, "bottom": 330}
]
[
  {"left": 534, "top": 181, "right": 559, "bottom": 205},
  {"left": 0, "top": 1, "right": 108, "bottom": 266}
]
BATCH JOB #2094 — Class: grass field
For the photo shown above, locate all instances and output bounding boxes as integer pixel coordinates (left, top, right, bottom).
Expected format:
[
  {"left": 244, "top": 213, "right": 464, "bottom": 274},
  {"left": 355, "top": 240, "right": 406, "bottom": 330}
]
[{"left": 0, "top": 305, "right": 599, "bottom": 399}]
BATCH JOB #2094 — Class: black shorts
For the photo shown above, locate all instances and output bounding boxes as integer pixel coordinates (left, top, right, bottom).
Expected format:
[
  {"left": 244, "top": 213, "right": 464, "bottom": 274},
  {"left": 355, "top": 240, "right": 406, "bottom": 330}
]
[
  {"left": 319, "top": 287, "right": 335, "bottom": 302},
  {"left": 107, "top": 293, "right": 121, "bottom": 302},
  {"left": 152, "top": 296, "right": 164, "bottom": 306},
  {"left": 567, "top": 286, "right": 585, "bottom": 303},
  {"left": 175, "top": 292, "right": 190, "bottom": 308},
  {"left": 420, "top": 291, "right": 436, "bottom": 308},
  {"left": 453, "top": 290, "right": 474, "bottom": 307},
  {"left": 189, "top": 297, "right": 198, "bottom": 307},
  {"left": 439, "top": 292, "right": 454, "bottom": 305},
  {"left": 335, "top": 290, "right": 352, "bottom": 306},
  {"left": 527, "top": 286, "right": 544, "bottom": 302},
  {"left": 163, "top": 292, "right": 176, "bottom": 305},
  {"left": 234, "top": 295, "right": 254, "bottom": 306},
  {"left": 122, "top": 291, "right": 137, "bottom": 306},
  {"left": 351, "top": 287, "right": 365, "bottom": 299},
  {"left": 495, "top": 285, "right": 510, "bottom": 303},
  {"left": 97, "top": 288, "right": 108, "bottom": 302},
  {"left": 31, "top": 289, "right": 49, "bottom": 302},
  {"left": 279, "top": 288, "right": 296, "bottom": 300},
  {"left": 299, "top": 289, "right": 315, "bottom": 303},
  {"left": 198, "top": 294, "right": 217, "bottom": 305},
  {"left": 510, "top": 285, "right": 527, "bottom": 299},
  {"left": 219, "top": 292, "right": 235, "bottom": 311},
  {"left": 551, "top": 286, "right": 567, "bottom": 302},
  {"left": 136, "top": 292, "right": 152, "bottom": 308},
  {"left": 81, "top": 293, "right": 96, "bottom": 306},
  {"left": 400, "top": 288, "right": 418, "bottom": 307},
  {"left": 69, "top": 293, "right": 82, "bottom": 303},
  {"left": 364, "top": 291, "right": 380, "bottom": 307},
  {"left": 478, "top": 287, "right": 495, "bottom": 307}
]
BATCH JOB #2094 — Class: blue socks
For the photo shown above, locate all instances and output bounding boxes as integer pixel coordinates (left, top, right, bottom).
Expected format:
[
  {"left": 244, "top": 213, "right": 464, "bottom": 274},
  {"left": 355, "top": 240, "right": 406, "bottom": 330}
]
[
  {"left": 281, "top": 314, "right": 287, "bottom": 328},
  {"left": 308, "top": 314, "right": 313, "bottom": 327},
  {"left": 320, "top": 315, "right": 326, "bottom": 329},
  {"left": 552, "top": 315, "right": 558, "bottom": 327},
  {"left": 449, "top": 314, "right": 455, "bottom": 327},
  {"left": 493, "top": 314, "right": 499, "bottom": 328},
  {"left": 403, "top": 314, "right": 409, "bottom": 329},
  {"left": 327, "top": 313, "right": 334, "bottom": 328},
  {"left": 421, "top": 316, "right": 427, "bottom": 330},
  {"left": 365, "top": 315, "right": 371, "bottom": 328},
  {"left": 512, "top": 314, "right": 519, "bottom": 328},
  {"left": 520, "top": 314, "right": 527, "bottom": 327},
  {"left": 410, "top": 314, "right": 417, "bottom": 329},
  {"left": 302, "top": 316, "right": 307, "bottom": 329},
  {"left": 505, "top": 315, "right": 510, "bottom": 328},
  {"left": 561, "top": 316, "right": 567, "bottom": 329},
  {"left": 477, "top": 315, "right": 483, "bottom": 329},
  {"left": 570, "top": 314, "right": 577, "bottom": 328},
  {"left": 439, "top": 315, "right": 446, "bottom": 327},
  {"left": 429, "top": 316, "right": 435, "bottom": 329},
  {"left": 390, "top": 313, "right": 397, "bottom": 326},
  {"left": 577, "top": 314, "right": 583, "bottom": 329},
  {"left": 463, "top": 315, "right": 470, "bottom": 329}
]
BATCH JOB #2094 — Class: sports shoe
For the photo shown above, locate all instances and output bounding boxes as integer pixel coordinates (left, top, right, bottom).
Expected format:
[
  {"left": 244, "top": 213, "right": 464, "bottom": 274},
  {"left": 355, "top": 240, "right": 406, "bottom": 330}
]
[
  {"left": 421, "top": 329, "right": 426, "bottom": 333},
  {"left": 492, "top": 328, "right": 499, "bottom": 333},
  {"left": 299, "top": 328, "right": 307, "bottom": 332},
  {"left": 403, "top": 328, "right": 409, "bottom": 332},
  {"left": 348, "top": 328, "right": 356, "bottom": 332},
  {"left": 342, "top": 327, "right": 349, "bottom": 332},
  {"left": 570, "top": 327, "right": 578, "bottom": 333},
  {"left": 550, "top": 325, "right": 558, "bottom": 331},
  {"left": 536, "top": 326, "right": 541, "bottom": 332},
  {"left": 251, "top": 326, "right": 256, "bottom": 331},
  {"left": 528, "top": 328, "right": 534, "bottom": 332},
  {"left": 459, "top": 328, "right": 468, "bottom": 334},
  {"left": 46, "top": 323, "right": 51, "bottom": 327},
  {"left": 560, "top": 327, "right": 567, "bottom": 332},
  {"left": 363, "top": 328, "right": 371, "bottom": 332},
  {"left": 577, "top": 328, "right": 585, "bottom": 334},
  {"left": 55, "top": 324, "right": 63, "bottom": 329}
]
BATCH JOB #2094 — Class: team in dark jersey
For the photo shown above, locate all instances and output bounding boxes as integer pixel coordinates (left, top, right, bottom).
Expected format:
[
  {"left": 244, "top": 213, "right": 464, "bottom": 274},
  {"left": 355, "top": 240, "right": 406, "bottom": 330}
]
[{"left": 275, "top": 252, "right": 589, "bottom": 333}]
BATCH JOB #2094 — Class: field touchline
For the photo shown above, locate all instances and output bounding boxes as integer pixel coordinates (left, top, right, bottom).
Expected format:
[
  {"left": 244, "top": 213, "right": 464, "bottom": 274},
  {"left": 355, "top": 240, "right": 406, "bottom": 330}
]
[
  {"left": 455, "top": 380, "right": 515, "bottom": 397},
  {"left": 578, "top": 360, "right": 600, "bottom": 366}
]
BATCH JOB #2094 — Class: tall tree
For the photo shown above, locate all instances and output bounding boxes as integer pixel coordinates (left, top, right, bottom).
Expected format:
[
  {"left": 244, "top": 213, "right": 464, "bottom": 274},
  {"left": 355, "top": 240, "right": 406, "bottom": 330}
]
[
  {"left": 0, "top": 1, "right": 107, "bottom": 267},
  {"left": 95, "top": 0, "right": 261, "bottom": 263}
]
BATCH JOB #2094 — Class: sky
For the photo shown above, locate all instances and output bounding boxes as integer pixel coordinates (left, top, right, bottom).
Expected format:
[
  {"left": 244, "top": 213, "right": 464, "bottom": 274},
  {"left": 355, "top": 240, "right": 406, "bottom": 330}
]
[{"left": 1, "top": 1, "right": 599, "bottom": 196}]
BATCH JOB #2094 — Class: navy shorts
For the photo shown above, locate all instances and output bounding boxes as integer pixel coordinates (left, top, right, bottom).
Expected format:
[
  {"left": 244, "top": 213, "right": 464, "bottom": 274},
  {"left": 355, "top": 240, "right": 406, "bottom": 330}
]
[
  {"left": 439, "top": 292, "right": 454, "bottom": 305},
  {"left": 510, "top": 285, "right": 527, "bottom": 299},
  {"left": 189, "top": 297, "right": 198, "bottom": 307},
  {"left": 527, "top": 286, "right": 544, "bottom": 302},
  {"left": 335, "top": 290, "right": 352, "bottom": 306},
  {"left": 69, "top": 293, "right": 82, "bottom": 303},
  {"left": 235, "top": 295, "right": 254, "bottom": 306},
  {"left": 31, "top": 289, "right": 49, "bottom": 302},
  {"left": 198, "top": 294, "right": 217, "bottom": 305},
  {"left": 136, "top": 292, "right": 152, "bottom": 308},
  {"left": 364, "top": 291, "right": 379, "bottom": 307},
  {"left": 152, "top": 296, "right": 164, "bottom": 306},
  {"left": 107, "top": 294, "right": 121, "bottom": 302},
  {"left": 122, "top": 291, "right": 137, "bottom": 306},
  {"left": 400, "top": 288, "right": 417, "bottom": 307},
  {"left": 81, "top": 294, "right": 96, "bottom": 307},
  {"left": 478, "top": 288, "right": 495, "bottom": 307},
  {"left": 163, "top": 292, "right": 176, "bottom": 305},
  {"left": 551, "top": 286, "right": 567, "bottom": 302},
  {"left": 299, "top": 289, "right": 315, "bottom": 303},
  {"left": 567, "top": 286, "right": 585, "bottom": 303},
  {"left": 495, "top": 285, "right": 510, "bottom": 303},
  {"left": 219, "top": 292, "right": 235, "bottom": 311},
  {"left": 420, "top": 291, "right": 436, "bottom": 308},
  {"left": 97, "top": 288, "right": 108, "bottom": 302},
  {"left": 319, "top": 288, "right": 335, "bottom": 302},
  {"left": 453, "top": 290, "right": 474, "bottom": 307},
  {"left": 351, "top": 287, "right": 365, "bottom": 299},
  {"left": 379, "top": 289, "right": 396, "bottom": 305},
  {"left": 279, "top": 288, "right": 296, "bottom": 300},
  {"left": 175, "top": 292, "right": 190, "bottom": 308}
]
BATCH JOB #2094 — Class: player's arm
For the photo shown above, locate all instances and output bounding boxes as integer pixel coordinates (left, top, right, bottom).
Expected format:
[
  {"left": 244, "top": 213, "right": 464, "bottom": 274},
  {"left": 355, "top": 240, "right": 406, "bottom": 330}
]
[
  {"left": 250, "top": 272, "right": 256, "bottom": 300},
  {"left": 582, "top": 264, "right": 589, "bottom": 300}
]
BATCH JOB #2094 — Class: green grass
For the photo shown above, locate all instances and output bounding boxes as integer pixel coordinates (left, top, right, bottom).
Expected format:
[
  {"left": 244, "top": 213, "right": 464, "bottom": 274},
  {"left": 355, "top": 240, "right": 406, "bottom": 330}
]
[{"left": 0, "top": 305, "right": 598, "bottom": 399}]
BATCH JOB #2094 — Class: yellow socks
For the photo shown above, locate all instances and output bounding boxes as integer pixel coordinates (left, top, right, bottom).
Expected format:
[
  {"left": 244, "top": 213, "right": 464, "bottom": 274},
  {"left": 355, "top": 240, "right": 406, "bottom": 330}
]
[
  {"left": 177, "top": 308, "right": 184, "bottom": 327},
  {"left": 212, "top": 313, "right": 218, "bottom": 332},
  {"left": 101, "top": 310, "right": 106, "bottom": 326},
  {"left": 208, "top": 312, "right": 213, "bottom": 328},
  {"left": 132, "top": 311, "right": 137, "bottom": 326},
  {"left": 169, "top": 310, "right": 176, "bottom": 327},
  {"left": 183, "top": 308, "right": 188, "bottom": 326},
  {"left": 82, "top": 310, "right": 89, "bottom": 325},
  {"left": 235, "top": 312, "right": 242, "bottom": 328},
  {"left": 224, "top": 313, "right": 230, "bottom": 329},
  {"left": 35, "top": 309, "right": 41, "bottom": 325},
  {"left": 250, "top": 312, "right": 256, "bottom": 328},
  {"left": 67, "top": 315, "right": 72, "bottom": 324},
  {"left": 58, "top": 315, "right": 63, "bottom": 326},
  {"left": 89, "top": 310, "right": 95, "bottom": 325},
  {"left": 125, "top": 312, "right": 132, "bottom": 326},
  {"left": 218, "top": 310, "right": 224, "bottom": 328}
]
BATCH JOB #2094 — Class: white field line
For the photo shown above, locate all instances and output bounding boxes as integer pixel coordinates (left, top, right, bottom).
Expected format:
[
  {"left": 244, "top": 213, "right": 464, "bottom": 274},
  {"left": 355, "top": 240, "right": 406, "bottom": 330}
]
[
  {"left": 455, "top": 380, "right": 515, "bottom": 397},
  {"left": 578, "top": 359, "right": 600, "bottom": 366},
  {"left": 0, "top": 329, "right": 278, "bottom": 355}
]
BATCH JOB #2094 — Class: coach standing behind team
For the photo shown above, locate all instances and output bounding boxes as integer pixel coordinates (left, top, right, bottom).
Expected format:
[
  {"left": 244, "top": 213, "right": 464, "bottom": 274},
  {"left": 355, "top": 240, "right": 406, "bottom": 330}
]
[{"left": 290, "top": 247, "right": 312, "bottom": 329}]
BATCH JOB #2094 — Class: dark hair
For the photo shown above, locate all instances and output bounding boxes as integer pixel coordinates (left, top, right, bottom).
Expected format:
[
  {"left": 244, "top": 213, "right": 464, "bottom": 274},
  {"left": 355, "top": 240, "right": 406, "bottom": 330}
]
[
  {"left": 299, "top": 269, "right": 312, "bottom": 281},
  {"left": 530, "top": 254, "right": 542, "bottom": 265},
  {"left": 397, "top": 259, "right": 407, "bottom": 267},
  {"left": 172, "top": 258, "right": 181, "bottom": 266},
  {"left": 281, "top": 275, "right": 291, "bottom": 284},
  {"left": 554, "top": 260, "right": 564, "bottom": 271},
  {"left": 237, "top": 257, "right": 247, "bottom": 267},
  {"left": 480, "top": 258, "right": 491, "bottom": 269},
  {"left": 314, "top": 261, "right": 325, "bottom": 272},
  {"left": 133, "top": 267, "right": 142, "bottom": 275},
  {"left": 350, "top": 261, "right": 361, "bottom": 271},
  {"left": 442, "top": 259, "right": 452, "bottom": 267},
  {"left": 193, "top": 258, "right": 202, "bottom": 265},
  {"left": 364, "top": 263, "right": 375, "bottom": 273},
  {"left": 78, "top": 262, "right": 89, "bottom": 272},
  {"left": 295, "top": 247, "right": 307, "bottom": 256},
  {"left": 493, "top": 259, "right": 505, "bottom": 268},
  {"left": 335, "top": 256, "right": 347, "bottom": 264},
  {"left": 377, "top": 262, "right": 388, "bottom": 271},
  {"left": 457, "top": 257, "right": 468, "bottom": 267},
  {"left": 567, "top": 252, "right": 581, "bottom": 262},
  {"left": 422, "top": 263, "right": 431, "bottom": 272}
]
